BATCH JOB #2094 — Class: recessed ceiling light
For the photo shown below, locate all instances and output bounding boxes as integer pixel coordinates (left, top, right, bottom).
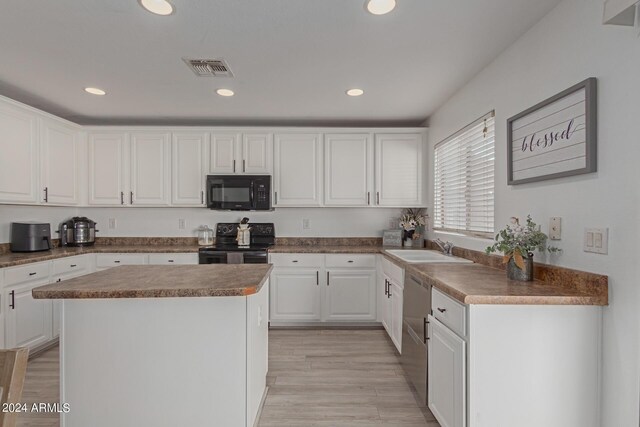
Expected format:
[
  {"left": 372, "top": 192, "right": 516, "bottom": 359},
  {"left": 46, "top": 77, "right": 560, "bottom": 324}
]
[
  {"left": 365, "top": 0, "right": 396, "bottom": 15},
  {"left": 84, "top": 87, "right": 106, "bottom": 96},
  {"left": 216, "top": 89, "right": 235, "bottom": 97},
  {"left": 139, "top": 0, "right": 174, "bottom": 16},
  {"left": 346, "top": 88, "right": 364, "bottom": 97}
]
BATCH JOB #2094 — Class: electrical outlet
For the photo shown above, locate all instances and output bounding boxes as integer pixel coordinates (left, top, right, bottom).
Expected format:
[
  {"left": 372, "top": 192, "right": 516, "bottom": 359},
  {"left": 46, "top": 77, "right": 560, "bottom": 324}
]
[
  {"left": 108, "top": 218, "right": 117, "bottom": 229},
  {"left": 584, "top": 228, "right": 608, "bottom": 254},
  {"left": 178, "top": 219, "right": 186, "bottom": 230},
  {"left": 549, "top": 217, "right": 561, "bottom": 240},
  {"left": 302, "top": 219, "right": 310, "bottom": 230}
]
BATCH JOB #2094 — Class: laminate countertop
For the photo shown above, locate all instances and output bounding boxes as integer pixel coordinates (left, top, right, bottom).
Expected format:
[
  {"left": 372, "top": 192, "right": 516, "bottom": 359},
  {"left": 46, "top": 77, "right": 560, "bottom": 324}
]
[
  {"left": 0, "top": 245, "right": 200, "bottom": 268},
  {"left": 32, "top": 264, "right": 273, "bottom": 299},
  {"left": 3, "top": 242, "right": 607, "bottom": 306}
]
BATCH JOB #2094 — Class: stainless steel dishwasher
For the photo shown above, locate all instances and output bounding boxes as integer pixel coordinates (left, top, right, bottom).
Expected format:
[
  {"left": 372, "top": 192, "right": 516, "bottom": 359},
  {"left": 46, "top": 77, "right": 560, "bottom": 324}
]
[{"left": 401, "top": 274, "right": 431, "bottom": 406}]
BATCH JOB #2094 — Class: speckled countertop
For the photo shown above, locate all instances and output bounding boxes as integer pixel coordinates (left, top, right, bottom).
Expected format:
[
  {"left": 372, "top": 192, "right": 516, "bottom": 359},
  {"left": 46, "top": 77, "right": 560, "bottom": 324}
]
[
  {"left": 2, "top": 238, "right": 607, "bottom": 306},
  {"left": 32, "top": 264, "right": 273, "bottom": 299},
  {"left": 0, "top": 245, "right": 200, "bottom": 268}
]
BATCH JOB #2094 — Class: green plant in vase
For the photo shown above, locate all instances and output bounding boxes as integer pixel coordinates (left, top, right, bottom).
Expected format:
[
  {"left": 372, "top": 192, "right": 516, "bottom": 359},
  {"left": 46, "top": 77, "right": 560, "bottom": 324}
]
[
  {"left": 486, "top": 215, "right": 560, "bottom": 281},
  {"left": 400, "top": 208, "right": 427, "bottom": 247}
]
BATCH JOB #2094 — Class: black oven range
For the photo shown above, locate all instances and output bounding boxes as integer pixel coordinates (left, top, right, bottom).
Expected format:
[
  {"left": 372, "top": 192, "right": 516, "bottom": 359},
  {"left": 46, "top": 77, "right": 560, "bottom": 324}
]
[{"left": 198, "top": 223, "right": 275, "bottom": 264}]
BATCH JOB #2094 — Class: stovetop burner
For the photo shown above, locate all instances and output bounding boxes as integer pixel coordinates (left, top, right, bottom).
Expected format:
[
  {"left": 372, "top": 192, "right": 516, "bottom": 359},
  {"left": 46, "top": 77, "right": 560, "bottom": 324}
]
[{"left": 198, "top": 222, "right": 275, "bottom": 253}]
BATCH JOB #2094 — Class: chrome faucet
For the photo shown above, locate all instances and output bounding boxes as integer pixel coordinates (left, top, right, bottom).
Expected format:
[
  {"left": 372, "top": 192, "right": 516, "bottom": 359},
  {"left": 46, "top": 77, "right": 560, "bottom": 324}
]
[{"left": 434, "top": 239, "right": 454, "bottom": 255}]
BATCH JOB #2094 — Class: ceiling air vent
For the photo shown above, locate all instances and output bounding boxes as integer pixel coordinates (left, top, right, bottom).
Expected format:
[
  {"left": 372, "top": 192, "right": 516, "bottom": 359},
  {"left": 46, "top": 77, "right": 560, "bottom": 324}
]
[{"left": 183, "top": 58, "right": 234, "bottom": 77}]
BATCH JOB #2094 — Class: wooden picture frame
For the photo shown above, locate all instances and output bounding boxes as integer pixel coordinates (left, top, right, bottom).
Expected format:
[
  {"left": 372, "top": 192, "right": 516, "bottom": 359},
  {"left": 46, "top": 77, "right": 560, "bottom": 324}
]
[{"left": 507, "top": 77, "right": 597, "bottom": 185}]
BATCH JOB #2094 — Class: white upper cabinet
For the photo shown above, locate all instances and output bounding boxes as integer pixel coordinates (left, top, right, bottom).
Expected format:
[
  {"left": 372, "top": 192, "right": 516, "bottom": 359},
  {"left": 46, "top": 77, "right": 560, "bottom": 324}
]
[
  {"left": 210, "top": 133, "right": 238, "bottom": 174},
  {"left": 242, "top": 133, "right": 273, "bottom": 174},
  {"left": 130, "top": 132, "right": 171, "bottom": 206},
  {"left": 0, "top": 101, "right": 39, "bottom": 204},
  {"left": 273, "top": 133, "right": 323, "bottom": 207},
  {"left": 40, "top": 119, "right": 79, "bottom": 205},
  {"left": 375, "top": 133, "right": 424, "bottom": 207},
  {"left": 324, "top": 133, "right": 373, "bottom": 206},
  {"left": 172, "top": 132, "right": 209, "bottom": 206},
  {"left": 88, "top": 133, "right": 128, "bottom": 206},
  {"left": 210, "top": 133, "right": 272, "bottom": 175}
]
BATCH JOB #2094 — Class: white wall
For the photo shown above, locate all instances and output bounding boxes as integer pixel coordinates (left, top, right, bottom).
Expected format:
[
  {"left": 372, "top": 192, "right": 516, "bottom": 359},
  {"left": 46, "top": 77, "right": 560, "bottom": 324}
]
[
  {"left": 0, "top": 205, "right": 401, "bottom": 242},
  {"left": 0, "top": 205, "right": 78, "bottom": 243},
  {"left": 78, "top": 207, "right": 401, "bottom": 238},
  {"left": 426, "top": 0, "right": 639, "bottom": 424}
]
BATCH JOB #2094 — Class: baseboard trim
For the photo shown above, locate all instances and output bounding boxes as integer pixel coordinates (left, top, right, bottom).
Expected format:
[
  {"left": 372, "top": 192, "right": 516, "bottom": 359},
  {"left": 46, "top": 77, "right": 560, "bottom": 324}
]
[
  {"left": 28, "top": 338, "right": 59, "bottom": 360},
  {"left": 269, "top": 321, "right": 383, "bottom": 329},
  {"left": 253, "top": 386, "right": 269, "bottom": 427}
]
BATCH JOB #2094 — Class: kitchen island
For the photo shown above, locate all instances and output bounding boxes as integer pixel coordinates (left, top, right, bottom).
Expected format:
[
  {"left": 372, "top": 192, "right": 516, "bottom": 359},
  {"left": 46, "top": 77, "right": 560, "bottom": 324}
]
[{"left": 32, "top": 264, "right": 272, "bottom": 427}]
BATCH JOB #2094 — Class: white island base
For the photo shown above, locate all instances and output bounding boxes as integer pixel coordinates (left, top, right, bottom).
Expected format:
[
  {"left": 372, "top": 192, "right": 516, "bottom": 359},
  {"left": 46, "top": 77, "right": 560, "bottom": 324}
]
[{"left": 59, "top": 282, "right": 269, "bottom": 427}]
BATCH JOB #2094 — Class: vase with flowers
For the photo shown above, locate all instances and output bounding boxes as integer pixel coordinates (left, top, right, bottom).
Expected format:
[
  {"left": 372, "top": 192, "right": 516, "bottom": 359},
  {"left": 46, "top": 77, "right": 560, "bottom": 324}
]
[
  {"left": 485, "top": 215, "right": 560, "bottom": 281},
  {"left": 399, "top": 208, "right": 428, "bottom": 247}
]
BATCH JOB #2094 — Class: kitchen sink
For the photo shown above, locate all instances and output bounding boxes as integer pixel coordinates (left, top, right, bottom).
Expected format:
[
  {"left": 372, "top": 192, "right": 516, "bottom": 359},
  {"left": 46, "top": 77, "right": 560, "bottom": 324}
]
[{"left": 384, "top": 249, "right": 473, "bottom": 264}]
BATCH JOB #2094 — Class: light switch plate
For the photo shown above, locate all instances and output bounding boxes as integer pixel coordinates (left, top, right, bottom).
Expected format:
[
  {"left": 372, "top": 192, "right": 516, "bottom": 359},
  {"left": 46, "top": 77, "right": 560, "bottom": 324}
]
[
  {"left": 302, "top": 219, "right": 310, "bottom": 230},
  {"left": 549, "top": 217, "right": 561, "bottom": 240},
  {"left": 178, "top": 219, "right": 186, "bottom": 230},
  {"left": 584, "top": 228, "right": 608, "bottom": 254},
  {"left": 108, "top": 218, "right": 117, "bottom": 229}
]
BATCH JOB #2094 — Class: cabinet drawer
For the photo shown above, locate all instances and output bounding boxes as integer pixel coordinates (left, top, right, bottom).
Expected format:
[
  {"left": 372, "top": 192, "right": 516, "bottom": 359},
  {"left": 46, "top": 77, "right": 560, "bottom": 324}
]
[
  {"left": 52, "top": 255, "right": 90, "bottom": 277},
  {"left": 325, "top": 254, "right": 376, "bottom": 269},
  {"left": 432, "top": 287, "right": 466, "bottom": 337},
  {"left": 96, "top": 254, "right": 148, "bottom": 268},
  {"left": 4, "top": 262, "right": 50, "bottom": 287},
  {"left": 381, "top": 256, "right": 404, "bottom": 287},
  {"left": 269, "top": 254, "right": 324, "bottom": 268},
  {"left": 148, "top": 253, "right": 198, "bottom": 265}
]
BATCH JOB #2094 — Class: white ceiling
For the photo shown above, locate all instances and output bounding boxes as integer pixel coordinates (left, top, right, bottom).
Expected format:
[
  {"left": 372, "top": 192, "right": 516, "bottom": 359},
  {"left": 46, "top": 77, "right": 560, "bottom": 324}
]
[{"left": 0, "top": 0, "right": 561, "bottom": 126}]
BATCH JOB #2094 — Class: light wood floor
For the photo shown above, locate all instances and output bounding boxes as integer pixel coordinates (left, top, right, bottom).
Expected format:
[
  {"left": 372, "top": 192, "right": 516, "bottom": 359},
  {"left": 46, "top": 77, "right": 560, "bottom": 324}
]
[
  {"left": 261, "top": 328, "right": 439, "bottom": 426},
  {"left": 17, "top": 329, "right": 439, "bottom": 427}
]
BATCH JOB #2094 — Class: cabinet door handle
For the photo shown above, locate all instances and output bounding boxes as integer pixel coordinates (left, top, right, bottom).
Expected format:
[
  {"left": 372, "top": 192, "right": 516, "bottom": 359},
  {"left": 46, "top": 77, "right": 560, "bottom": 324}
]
[
  {"left": 114, "top": 260, "right": 121, "bottom": 264},
  {"left": 9, "top": 290, "right": 15, "bottom": 309},
  {"left": 326, "top": 271, "right": 330, "bottom": 286},
  {"left": 201, "top": 190, "right": 204, "bottom": 205},
  {"left": 387, "top": 282, "right": 392, "bottom": 298},
  {"left": 130, "top": 191, "right": 134, "bottom": 205},
  {"left": 243, "top": 159, "right": 246, "bottom": 173},
  {"left": 437, "top": 307, "right": 446, "bottom": 313},
  {"left": 376, "top": 191, "right": 380, "bottom": 204},
  {"left": 292, "top": 260, "right": 298, "bottom": 263},
  {"left": 121, "top": 191, "right": 125, "bottom": 205},
  {"left": 168, "top": 260, "right": 174, "bottom": 263},
  {"left": 348, "top": 260, "right": 354, "bottom": 263},
  {"left": 233, "top": 160, "right": 236, "bottom": 173},
  {"left": 316, "top": 271, "right": 319, "bottom": 286},
  {"left": 423, "top": 317, "right": 429, "bottom": 342},
  {"left": 384, "top": 279, "right": 388, "bottom": 295},
  {"left": 70, "top": 264, "right": 77, "bottom": 268},
  {"left": 367, "top": 192, "right": 370, "bottom": 205},
  {"left": 275, "top": 191, "right": 278, "bottom": 205},
  {"left": 44, "top": 187, "right": 49, "bottom": 203},
  {"left": 29, "top": 272, "right": 37, "bottom": 276}
]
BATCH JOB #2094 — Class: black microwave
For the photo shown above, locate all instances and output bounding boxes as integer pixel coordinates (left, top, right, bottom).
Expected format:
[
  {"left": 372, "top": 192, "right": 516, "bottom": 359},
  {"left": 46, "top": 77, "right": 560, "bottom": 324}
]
[{"left": 206, "top": 175, "right": 272, "bottom": 211}]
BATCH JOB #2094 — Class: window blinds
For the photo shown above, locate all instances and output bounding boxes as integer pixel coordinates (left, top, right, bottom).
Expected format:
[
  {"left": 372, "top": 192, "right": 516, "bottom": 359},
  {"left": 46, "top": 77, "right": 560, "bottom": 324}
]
[{"left": 433, "top": 112, "right": 495, "bottom": 236}]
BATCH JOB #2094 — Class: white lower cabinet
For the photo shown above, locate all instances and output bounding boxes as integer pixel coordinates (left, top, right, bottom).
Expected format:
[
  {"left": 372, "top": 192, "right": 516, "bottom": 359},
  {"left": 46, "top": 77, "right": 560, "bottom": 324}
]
[
  {"left": 428, "top": 314, "right": 466, "bottom": 427},
  {"left": 95, "top": 253, "right": 149, "bottom": 270},
  {"left": 3, "top": 262, "right": 53, "bottom": 350},
  {"left": 381, "top": 256, "right": 404, "bottom": 353},
  {"left": 324, "top": 269, "right": 376, "bottom": 321},
  {"left": 269, "top": 254, "right": 377, "bottom": 324},
  {"left": 270, "top": 269, "right": 322, "bottom": 321},
  {"left": 147, "top": 253, "right": 198, "bottom": 265}
]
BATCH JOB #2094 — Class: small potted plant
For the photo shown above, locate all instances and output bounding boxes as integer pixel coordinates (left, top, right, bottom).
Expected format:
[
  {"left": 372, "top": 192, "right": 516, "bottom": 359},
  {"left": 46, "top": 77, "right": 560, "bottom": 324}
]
[
  {"left": 486, "top": 215, "right": 560, "bottom": 281},
  {"left": 399, "top": 208, "right": 427, "bottom": 247}
]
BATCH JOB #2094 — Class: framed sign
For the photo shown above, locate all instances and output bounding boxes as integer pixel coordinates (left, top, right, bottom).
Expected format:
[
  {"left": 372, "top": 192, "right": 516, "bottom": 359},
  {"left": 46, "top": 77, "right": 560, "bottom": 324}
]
[{"left": 507, "top": 77, "right": 597, "bottom": 185}]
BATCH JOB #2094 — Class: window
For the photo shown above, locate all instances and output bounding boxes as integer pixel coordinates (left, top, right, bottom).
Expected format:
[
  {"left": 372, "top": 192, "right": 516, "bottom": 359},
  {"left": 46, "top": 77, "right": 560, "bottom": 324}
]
[{"left": 433, "top": 111, "right": 495, "bottom": 237}]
